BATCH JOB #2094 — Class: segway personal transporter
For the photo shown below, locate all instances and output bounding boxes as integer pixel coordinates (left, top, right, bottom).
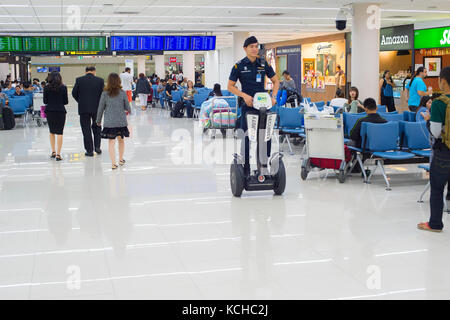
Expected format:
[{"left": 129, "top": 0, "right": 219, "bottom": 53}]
[{"left": 230, "top": 92, "right": 286, "bottom": 197}]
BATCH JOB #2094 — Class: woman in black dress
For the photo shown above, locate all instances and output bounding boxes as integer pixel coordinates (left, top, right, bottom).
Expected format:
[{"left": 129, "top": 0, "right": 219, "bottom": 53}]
[{"left": 44, "top": 71, "right": 68, "bottom": 161}]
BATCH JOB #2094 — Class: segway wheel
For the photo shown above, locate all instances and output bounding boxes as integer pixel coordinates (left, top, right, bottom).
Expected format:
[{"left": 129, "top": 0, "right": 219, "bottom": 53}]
[
  {"left": 301, "top": 166, "right": 308, "bottom": 181},
  {"left": 338, "top": 169, "right": 346, "bottom": 183},
  {"left": 230, "top": 162, "right": 245, "bottom": 197},
  {"left": 37, "top": 119, "right": 42, "bottom": 127},
  {"left": 274, "top": 159, "right": 286, "bottom": 196}
]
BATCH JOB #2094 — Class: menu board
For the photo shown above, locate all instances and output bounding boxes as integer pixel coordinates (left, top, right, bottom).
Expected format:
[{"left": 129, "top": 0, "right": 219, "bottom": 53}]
[
  {"left": 23, "top": 37, "right": 51, "bottom": 51},
  {"left": 51, "top": 37, "right": 79, "bottom": 51},
  {"left": 164, "top": 36, "right": 190, "bottom": 50},
  {"left": 111, "top": 36, "right": 137, "bottom": 51},
  {"left": 190, "top": 36, "right": 216, "bottom": 50},
  {"left": 79, "top": 37, "right": 107, "bottom": 51},
  {"left": 138, "top": 36, "right": 164, "bottom": 51},
  {"left": 0, "top": 37, "right": 22, "bottom": 51}
]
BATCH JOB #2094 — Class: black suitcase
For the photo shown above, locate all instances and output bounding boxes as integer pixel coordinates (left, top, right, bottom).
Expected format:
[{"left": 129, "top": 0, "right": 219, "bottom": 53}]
[
  {"left": 2, "top": 106, "right": 15, "bottom": 130},
  {"left": 171, "top": 100, "right": 185, "bottom": 118}
]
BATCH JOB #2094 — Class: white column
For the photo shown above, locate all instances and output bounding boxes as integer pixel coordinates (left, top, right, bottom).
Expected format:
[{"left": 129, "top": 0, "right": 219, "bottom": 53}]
[
  {"left": 154, "top": 55, "right": 165, "bottom": 79},
  {"left": 232, "top": 32, "right": 249, "bottom": 65},
  {"left": 205, "top": 50, "right": 219, "bottom": 88},
  {"left": 351, "top": 3, "right": 380, "bottom": 101},
  {"left": 137, "top": 56, "right": 146, "bottom": 76},
  {"left": 182, "top": 51, "right": 195, "bottom": 82}
]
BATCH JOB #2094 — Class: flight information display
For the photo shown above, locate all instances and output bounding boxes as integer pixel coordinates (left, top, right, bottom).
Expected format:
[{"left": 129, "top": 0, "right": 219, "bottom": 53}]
[
  {"left": 138, "top": 36, "right": 164, "bottom": 51},
  {"left": 190, "top": 36, "right": 216, "bottom": 50},
  {"left": 79, "top": 37, "right": 107, "bottom": 51},
  {"left": 23, "top": 37, "right": 51, "bottom": 51},
  {"left": 0, "top": 37, "right": 22, "bottom": 51},
  {"left": 111, "top": 36, "right": 137, "bottom": 51},
  {"left": 164, "top": 36, "right": 190, "bottom": 51},
  {"left": 51, "top": 37, "right": 79, "bottom": 51}
]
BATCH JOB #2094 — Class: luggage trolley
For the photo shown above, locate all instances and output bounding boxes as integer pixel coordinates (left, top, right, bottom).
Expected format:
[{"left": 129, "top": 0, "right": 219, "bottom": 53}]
[
  {"left": 205, "top": 96, "right": 239, "bottom": 139},
  {"left": 32, "top": 92, "right": 47, "bottom": 127},
  {"left": 300, "top": 113, "right": 352, "bottom": 183}
]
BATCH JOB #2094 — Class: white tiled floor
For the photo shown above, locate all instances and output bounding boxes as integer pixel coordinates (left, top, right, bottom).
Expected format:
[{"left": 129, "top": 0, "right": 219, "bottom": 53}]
[{"left": 1, "top": 97, "right": 450, "bottom": 300}]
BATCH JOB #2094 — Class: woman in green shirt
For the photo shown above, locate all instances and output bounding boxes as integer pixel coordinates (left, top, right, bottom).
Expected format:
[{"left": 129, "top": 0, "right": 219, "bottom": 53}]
[{"left": 344, "top": 86, "right": 364, "bottom": 113}]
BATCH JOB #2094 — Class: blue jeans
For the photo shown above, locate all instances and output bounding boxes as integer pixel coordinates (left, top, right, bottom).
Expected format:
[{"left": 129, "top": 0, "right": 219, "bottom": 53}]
[
  {"left": 429, "top": 143, "right": 450, "bottom": 230},
  {"left": 184, "top": 100, "right": 194, "bottom": 118}
]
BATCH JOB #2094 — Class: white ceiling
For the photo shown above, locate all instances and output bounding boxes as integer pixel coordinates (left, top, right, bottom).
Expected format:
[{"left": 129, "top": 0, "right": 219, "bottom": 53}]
[{"left": 0, "top": 0, "right": 449, "bottom": 47}]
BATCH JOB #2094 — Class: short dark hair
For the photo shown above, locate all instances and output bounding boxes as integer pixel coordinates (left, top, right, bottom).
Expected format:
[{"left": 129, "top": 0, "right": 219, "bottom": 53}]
[
  {"left": 282, "top": 70, "right": 289, "bottom": 76},
  {"left": 363, "top": 98, "right": 377, "bottom": 111},
  {"left": 125, "top": 67, "right": 131, "bottom": 72},
  {"left": 86, "top": 66, "right": 96, "bottom": 72},
  {"left": 440, "top": 66, "right": 450, "bottom": 86},
  {"left": 335, "top": 88, "right": 345, "bottom": 98},
  {"left": 33, "top": 78, "right": 39, "bottom": 82}
]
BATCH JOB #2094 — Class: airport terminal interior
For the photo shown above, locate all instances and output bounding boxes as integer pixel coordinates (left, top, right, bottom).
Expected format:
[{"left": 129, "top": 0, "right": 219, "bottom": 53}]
[{"left": 1, "top": 0, "right": 450, "bottom": 300}]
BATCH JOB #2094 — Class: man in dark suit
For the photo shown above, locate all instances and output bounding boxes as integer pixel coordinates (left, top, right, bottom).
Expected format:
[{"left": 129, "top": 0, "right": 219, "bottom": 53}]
[{"left": 72, "top": 66, "right": 104, "bottom": 157}]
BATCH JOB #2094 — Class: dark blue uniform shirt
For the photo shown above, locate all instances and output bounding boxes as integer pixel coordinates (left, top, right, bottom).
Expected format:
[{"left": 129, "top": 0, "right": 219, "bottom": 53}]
[{"left": 229, "top": 57, "right": 275, "bottom": 97}]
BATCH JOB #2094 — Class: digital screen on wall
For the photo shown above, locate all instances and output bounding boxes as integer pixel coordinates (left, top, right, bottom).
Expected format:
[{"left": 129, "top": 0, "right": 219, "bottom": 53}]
[
  {"left": 37, "top": 67, "right": 49, "bottom": 73},
  {"left": 164, "top": 36, "right": 190, "bottom": 51},
  {"left": 51, "top": 37, "right": 79, "bottom": 51},
  {"left": 23, "top": 37, "right": 51, "bottom": 51},
  {"left": 79, "top": 37, "right": 107, "bottom": 51},
  {"left": 190, "top": 36, "right": 216, "bottom": 50},
  {"left": 138, "top": 36, "right": 164, "bottom": 51},
  {"left": 111, "top": 36, "right": 137, "bottom": 51},
  {"left": 0, "top": 37, "right": 23, "bottom": 51},
  {"left": 49, "top": 66, "right": 61, "bottom": 72}
]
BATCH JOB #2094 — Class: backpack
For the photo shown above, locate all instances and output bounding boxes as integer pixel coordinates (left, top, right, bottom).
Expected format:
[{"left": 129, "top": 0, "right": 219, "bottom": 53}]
[
  {"left": 2, "top": 106, "right": 15, "bottom": 130},
  {"left": 170, "top": 100, "right": 184, "bottom": 118},
  {"left": 439, "top": 95, "right": 450, "bottom": 149}
]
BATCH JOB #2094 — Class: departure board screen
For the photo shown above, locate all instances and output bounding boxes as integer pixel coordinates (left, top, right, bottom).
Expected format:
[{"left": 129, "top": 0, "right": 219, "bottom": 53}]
[
  {"left": 190, "top": 36, "right": 216, "bottom": 50},
  {"left": 23, "top": 37, "right": 51, "bottom": 51},
  {"left": 79, "top": 37, "right": 107, "bottom": 51},
  {"left": 0, "top": 37, "right": 22, "bottom": 51},
  {"left": 138, "top": 36, "right": 164, "bottom": 51},
  {"left": 164, "top": 36, "right": 190, "bottom": 50},
  {"left": 51, "top": 37, "right": 78, "bottom": 51},
  {"left": 111, "top": 36, "right": 137, "bottom": 51}
]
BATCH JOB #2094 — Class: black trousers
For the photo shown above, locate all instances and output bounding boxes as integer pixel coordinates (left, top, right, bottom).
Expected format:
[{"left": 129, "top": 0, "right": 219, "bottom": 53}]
[
  {"left": 429, "top": 143, "right": 450, "bottom": 230},
  {"left": 381, "top": 95, "right": 396, "bottom": 112},
  {"left": 80, "top": 113, "right": 101, "bottom": 153},
  {"left": 239, "top": 102, "right": 271, "bottom": 174}
]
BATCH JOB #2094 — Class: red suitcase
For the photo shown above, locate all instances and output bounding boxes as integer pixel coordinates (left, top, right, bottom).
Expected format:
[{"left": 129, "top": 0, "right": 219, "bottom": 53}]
[{"left": 310, "top": 145, "right": 352, "bottom": 169}]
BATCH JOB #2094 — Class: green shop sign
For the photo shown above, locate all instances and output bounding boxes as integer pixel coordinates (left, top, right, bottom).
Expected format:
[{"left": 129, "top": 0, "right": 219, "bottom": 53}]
[{"left": 415, "top": 26, "right": 450, "bottom": 49}]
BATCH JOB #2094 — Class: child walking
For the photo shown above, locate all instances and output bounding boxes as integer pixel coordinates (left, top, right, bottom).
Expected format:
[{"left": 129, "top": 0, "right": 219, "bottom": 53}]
[{"left": 96, "top": 73, "right": 132, "bottom": 170}]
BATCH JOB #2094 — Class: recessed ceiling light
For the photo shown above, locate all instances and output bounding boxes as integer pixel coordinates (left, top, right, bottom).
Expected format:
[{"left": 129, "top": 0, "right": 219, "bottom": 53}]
[
  {"left": 114, "top": 11, "right": 140, "bottom": 15},
  {"left": 387, "top": 15, "right": 413, "bottom": 18},
  {"left": 259, "top": 13, "right": 284, "bottom": 16},
  {"left": 428, "top": 6, "right": 437, "bottom": 9}
]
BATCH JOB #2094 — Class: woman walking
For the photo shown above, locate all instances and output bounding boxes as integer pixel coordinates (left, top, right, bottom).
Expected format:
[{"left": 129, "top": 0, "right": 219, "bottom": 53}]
[
  {"left": 136, "top": 73, "right": 151, "bottom": 111},
  {"left": 44, "top": 71, "right": 68, "bottom": 161},
  {"left": 96, "top": 73, "right": 132, "bottom": 170}
]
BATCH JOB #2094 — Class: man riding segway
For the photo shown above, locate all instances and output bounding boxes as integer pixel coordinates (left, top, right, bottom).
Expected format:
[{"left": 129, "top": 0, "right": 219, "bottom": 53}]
[{"left": 227, "top": 36, "right": 284, "bottom": 197}]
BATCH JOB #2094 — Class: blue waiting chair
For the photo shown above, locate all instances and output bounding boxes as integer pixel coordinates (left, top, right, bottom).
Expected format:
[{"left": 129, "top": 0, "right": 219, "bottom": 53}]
[
  {"left": 193, "top": 93, "right": 209, "bottom": 118},
  {"left": 343, "top": 113, "right": 366, "bottom": 138},
  {"left": 403, "top": 111, "right": 416, "bottom": 122},
  {"left": 9, "top": 98, "right": 29, "bottom": 127},
  {"left": 381, "top": 113, "right": 403, "bottom": 122},
  {"left": 377, "top": 105, "right": 387, "bottom": 113},
  {"left": 278, "top": 107, "right": 304, "bottom": 154},
  {"left": 402, "top": 121, "right": 430, "bottom": 157},
  {"left": 361, "top": 122, "right": 415, "bottom": 190}
]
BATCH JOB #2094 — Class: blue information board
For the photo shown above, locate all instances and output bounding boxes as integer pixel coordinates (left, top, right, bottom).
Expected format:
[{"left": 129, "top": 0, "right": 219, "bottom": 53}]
[
  {"left": 138, "top": 36, "right": 164, "bottom": 51},
  {"left": 164, "top": 36, "right": 190, "bottom": 51},
  {"left": 190, "top": 36, "right": 216, "bottom": 50},
  {"left": 111, "top": 36, "right": 137, "bottom": 51}
]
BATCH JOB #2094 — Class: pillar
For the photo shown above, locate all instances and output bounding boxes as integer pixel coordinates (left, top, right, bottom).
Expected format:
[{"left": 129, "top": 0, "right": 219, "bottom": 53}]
[
  {"left": 205, "top": 50, "right": 219, "bottom": 88},
  {"left": 137, "top": 56, "right": 146, "bottom": 76},
  {"left": 154, "top": 55, "right": 165, "bottom": 79},
  {"left": 232, "top": 32, "right": 249, "bottom": 65},
  {"left": 351, "top": 3, "right": 380, "bottom": 101},
  {"left": 182, "top": 51, "right": 195, "bottom": 82}
]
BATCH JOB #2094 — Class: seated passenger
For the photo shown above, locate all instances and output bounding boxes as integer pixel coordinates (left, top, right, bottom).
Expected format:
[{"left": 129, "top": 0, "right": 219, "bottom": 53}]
[
  {"left": 349, "top": 98, "right": 387, "bottom": 148},
  {"left": 182, "top": 80, "right": 197, "bottom": 118},
  {"left": 344, "top": 86, "right": 364, "bottom": 113},
  {"left": 416, "top": 95, "right": 433, "bottom": 122},
  {"left": 13, "top": 85, "right": 25, "bottom": 96},
  {"left": 207, "top": 83, "right": 223, "bottom": 99},
  {"left": 281, "top": 71, "right": 296, "bottom": 91},
  {"left": 23, "top": 82, "right": 35, "bottom": 92},
  {"left": 329, "top": 88, "right": 347, "bottom": 109}
]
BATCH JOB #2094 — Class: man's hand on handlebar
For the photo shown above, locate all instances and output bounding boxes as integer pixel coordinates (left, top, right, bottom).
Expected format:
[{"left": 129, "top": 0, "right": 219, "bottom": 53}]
[{"left": 271, "top": 97, "right": 276, "bottom": 106}]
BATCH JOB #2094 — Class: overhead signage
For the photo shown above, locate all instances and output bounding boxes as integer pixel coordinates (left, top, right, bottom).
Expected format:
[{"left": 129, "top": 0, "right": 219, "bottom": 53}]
[
  {"left": 276, "top": 45, "right": 301, "bottom": 55},
  {"left": 380, "top": 24, "right": 413, "bottom": 51},
  {"left": 415, "top": 26, "right": 450, "bottom": 49}
]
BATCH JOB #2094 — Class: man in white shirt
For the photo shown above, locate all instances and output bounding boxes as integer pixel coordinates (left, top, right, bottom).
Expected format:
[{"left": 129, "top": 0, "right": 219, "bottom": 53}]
[
  {"left": 120, "top": 67, "right": 134, "bottom": 103},
  {"left": 329, "top": 88, "right": 347, "bottom": 109}
]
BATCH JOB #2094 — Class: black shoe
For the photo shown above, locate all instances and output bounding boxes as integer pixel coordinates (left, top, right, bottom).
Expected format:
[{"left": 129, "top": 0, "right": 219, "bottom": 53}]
[
  {"left": 85, "top": 152, "right": 94, "bottom": 157},
  {"left": 95, "top": 148, "right": 102, "bottom": 155}
]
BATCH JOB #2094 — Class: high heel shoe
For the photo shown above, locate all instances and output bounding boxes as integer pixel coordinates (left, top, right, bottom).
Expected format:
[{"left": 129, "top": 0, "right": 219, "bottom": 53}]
[
  {"left": 55, "top": 154, "right": 63, "bottom": 161},
  {"left": 50, "top": 152, "right": 56, "bottom": 159}
]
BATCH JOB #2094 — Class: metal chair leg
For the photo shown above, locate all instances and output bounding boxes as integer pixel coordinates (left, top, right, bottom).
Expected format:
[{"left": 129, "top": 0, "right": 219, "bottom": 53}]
[
  {"left": 286, "top": 136, "right": 294, "bottom": 155},
  {"left": 377, "top": 160, "right": 391, "bottom": 191},
  {"left": 366, "top": 161, "right": 378, "bottom": 184},
  {"left": 356, "top": 154, "right": 367, "bottom": 183}
]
